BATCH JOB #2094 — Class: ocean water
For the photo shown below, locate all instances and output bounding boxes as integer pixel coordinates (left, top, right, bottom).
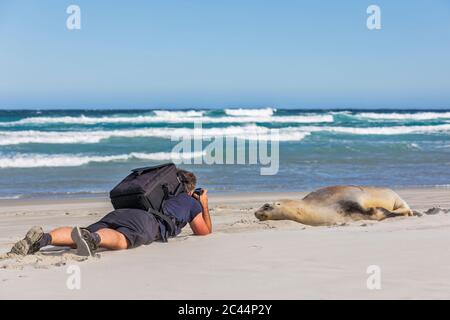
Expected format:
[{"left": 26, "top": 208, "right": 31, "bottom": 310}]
[{"left": 0, "top": 108, "right": 449, "bottom": 199}]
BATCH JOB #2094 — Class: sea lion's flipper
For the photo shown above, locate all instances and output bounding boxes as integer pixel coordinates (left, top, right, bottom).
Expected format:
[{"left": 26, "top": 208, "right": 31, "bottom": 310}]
[
  {"left": 374, "top": 207, "right": 411, "bottom": 219},
  {"left": 385, "top": 211, "right": 404, "bottom": 218},
  {"left": 388, "top": 206, "right": 414, "bottom": 216}
]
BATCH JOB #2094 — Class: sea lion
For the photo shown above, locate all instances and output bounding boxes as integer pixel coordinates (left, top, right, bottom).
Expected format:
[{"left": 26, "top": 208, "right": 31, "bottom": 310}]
[{"left": 254, "top": 186, "right": 413, "bottom": 226}]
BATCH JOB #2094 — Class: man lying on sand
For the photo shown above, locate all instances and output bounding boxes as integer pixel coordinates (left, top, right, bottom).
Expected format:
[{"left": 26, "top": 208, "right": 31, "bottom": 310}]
[{"left": 9, "top": 170, "right": 212, "bottom": 257}]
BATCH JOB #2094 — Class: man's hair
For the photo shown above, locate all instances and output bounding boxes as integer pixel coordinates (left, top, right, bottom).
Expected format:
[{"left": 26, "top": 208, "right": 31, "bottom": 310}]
[{"left": 177, "top": 169, "right": 197, "bottom": 193}]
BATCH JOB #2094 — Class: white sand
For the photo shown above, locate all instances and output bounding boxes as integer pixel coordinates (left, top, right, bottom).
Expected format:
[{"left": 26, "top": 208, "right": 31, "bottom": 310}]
[{"left": 1, "top": 188, "right": 450, "bottom": 299}]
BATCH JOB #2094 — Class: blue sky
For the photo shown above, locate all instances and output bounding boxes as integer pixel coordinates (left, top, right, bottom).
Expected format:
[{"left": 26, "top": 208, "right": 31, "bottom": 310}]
[{"left": 0, "top": 0, "right": 449, "bottom": 109}]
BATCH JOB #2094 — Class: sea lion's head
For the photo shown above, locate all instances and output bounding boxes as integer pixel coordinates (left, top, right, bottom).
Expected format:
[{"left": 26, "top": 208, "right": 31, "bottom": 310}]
[{"left": 255, "top": 201, "right": 291, "bottom": 221}]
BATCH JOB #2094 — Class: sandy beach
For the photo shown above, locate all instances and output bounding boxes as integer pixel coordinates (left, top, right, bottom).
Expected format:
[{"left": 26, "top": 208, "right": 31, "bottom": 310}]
[{"left": 0, "top": 188, "right": 449, "bottom": 299}]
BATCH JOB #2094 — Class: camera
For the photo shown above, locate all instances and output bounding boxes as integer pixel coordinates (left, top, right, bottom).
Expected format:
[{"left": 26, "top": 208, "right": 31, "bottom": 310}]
[{"left": 193, "top": 188, "right": 203, "bottom": 196}]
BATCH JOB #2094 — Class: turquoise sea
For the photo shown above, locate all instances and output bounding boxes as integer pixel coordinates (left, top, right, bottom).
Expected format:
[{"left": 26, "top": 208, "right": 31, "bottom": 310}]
[{"left": 0, "top": 108, "right": 449, "bottom": 199}]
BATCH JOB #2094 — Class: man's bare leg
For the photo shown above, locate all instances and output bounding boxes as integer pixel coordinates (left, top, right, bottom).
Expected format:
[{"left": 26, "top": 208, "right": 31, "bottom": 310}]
[
  {"left": 49, "top": 227, "right": 76, "bottom": 247},
  {"left": 50, "top": 226, "right": 128, "bottom": 250},
  {"left": 10, "top": 226, "right": 128, "bottom": 256},
  {"left": 96, "top": 228, "right": 129, "bottom": 250},
  {"left": 71, "top": 227, "right": 129, "bottom": 256}
]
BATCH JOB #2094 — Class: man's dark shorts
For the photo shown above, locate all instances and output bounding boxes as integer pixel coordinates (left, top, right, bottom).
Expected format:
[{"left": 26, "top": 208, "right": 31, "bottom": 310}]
[{"left": 86, "top": 208, "right": 161, "bottom": 248}]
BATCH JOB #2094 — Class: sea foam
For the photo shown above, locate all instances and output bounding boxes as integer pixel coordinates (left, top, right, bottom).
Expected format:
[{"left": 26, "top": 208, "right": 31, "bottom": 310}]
[
  {"left": 0, "top": 151, "right": 206, "bottom": 168},
  {"left": 0, "top": 114, "right": 333, "bottom": 126},
  {"left": 1, "top": 123, "right": 450, "bottom": 145},
  {"left": 0, "top": 125, "right": 310, "bottom": 145},
  {"left": 224, "top": 107, "right": 276, "bottom": 117},
  {"left": 356, "top": 112, "right": 450, "bottom": 120}
]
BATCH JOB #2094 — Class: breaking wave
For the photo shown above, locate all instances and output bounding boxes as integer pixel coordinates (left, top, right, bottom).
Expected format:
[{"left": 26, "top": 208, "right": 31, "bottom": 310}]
[
  {"left": 152, "top": 110, "right": 205, "bottom": 118},
  {"left": 224, "top": 107, "right": 275, "bottom": 117},
  {"left": 1, "top": 123, "right": 450, "bottom": 145},
  {"left": 0, "top": 125, "right": 311, "bottom": 145},
  {"left": 356, "top": 112, "right": 450, "bottom": 120},
  {"left": 0, "top": 151, "right": 206, "bottom": 168},
  {"left": 0, "top": 113, "right": 332, "bottom": 126}
]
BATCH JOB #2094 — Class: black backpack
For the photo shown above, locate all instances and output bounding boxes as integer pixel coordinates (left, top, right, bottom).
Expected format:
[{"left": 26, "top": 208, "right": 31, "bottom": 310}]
[{"left": 109, "top": 163, "right": 185, "bottom": 238}]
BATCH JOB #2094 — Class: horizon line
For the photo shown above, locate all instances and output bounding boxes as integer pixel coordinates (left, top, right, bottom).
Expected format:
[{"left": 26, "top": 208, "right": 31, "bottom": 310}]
[{"left": 1, "top": 107, "right": 450, "bottom": 111}]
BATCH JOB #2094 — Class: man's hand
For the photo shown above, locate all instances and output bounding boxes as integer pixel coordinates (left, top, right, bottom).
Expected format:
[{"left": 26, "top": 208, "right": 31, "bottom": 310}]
[
  {"left": 193, "top": 189, "right": 208, "bottom": 208},
  {"left": 190, "top": 188, "right": 212, "bottom": 235}
]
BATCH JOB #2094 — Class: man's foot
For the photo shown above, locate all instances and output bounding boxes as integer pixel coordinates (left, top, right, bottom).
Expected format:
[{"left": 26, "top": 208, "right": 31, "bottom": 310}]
[
  {"left": 71, "top": 227, "right": 98, "bottom": 257},
  {"left": 9, "top": 226, "right": 44, "bottom": 255}
]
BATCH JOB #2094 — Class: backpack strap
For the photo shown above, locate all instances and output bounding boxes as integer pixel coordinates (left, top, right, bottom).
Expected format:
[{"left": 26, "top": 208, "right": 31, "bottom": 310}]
[
  {"left": 148, "top": 208, "right": 177, "bottom": 241},
  {"left": 159, "top": 181, "right": 185, "bottom": 211},
  {"left": 148, "top": 177, "right": 187, "bottom": 241},
  {"left": 172, "top": 179, "right": 185, "bottom": 197},
  {"left": 147, "top": 182, "right": 182, "bottom": 241}
]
